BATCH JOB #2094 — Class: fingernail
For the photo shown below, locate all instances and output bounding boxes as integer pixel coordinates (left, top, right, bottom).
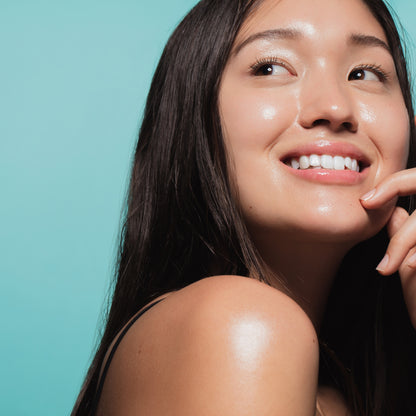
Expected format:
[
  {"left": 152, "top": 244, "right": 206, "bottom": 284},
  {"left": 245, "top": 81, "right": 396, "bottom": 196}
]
[
  {"left": 376, "top": 254, "right": 389, "bottom": 272},
  {"left": 408, "top": 252, "right": 416, "bottom": 267},
  {"left": 361, "top": 188, "right": 376, "bottom": 201}
]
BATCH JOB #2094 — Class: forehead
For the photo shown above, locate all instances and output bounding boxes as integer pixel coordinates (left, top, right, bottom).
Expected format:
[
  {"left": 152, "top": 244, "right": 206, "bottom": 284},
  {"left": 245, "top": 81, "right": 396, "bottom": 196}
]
[{"left": 237, "top": 0, "right": 387, "bottom": 46}]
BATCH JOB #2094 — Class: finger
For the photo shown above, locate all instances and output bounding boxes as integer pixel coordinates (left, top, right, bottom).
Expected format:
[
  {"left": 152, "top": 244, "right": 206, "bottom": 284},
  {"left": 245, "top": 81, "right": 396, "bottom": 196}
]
[
  {"left": 386, "top": 206, "right": 409, "bottom": 237},
  {"left": 383, "top": 206, "right": 416, "bottom": 329},
  {"left": 376, "top": 211, "right": 416, "bottom": 275},
  {"left": 399, "top": 248, "right": 416, "bottom": 329},
  {"left": 360, "top": 168, "right": 416, "bottom": 209},
  {"left": 381, "top": 206, "right": 416, "bottom": 329}
]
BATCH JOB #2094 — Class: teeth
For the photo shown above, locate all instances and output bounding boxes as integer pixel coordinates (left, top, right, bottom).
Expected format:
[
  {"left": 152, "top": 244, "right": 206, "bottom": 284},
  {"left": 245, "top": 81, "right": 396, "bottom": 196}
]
[
  {"left": 291, "top": 159, "right": 300, "bottom": 169},
  {"left": 288, "top": 155, "right": 360, "bottom": 172},
  {"left": 333, "top": 156, "right": 344, "bottom": 171},
  {"left": 345, "top": 157, "right": 352, "bottom": 170},
  {"left": 309, "top": 154, "right": 320, "bottom": 167},
  {"left": 299, "top": 155, "right": 310, "bottom": 169},
  {"left": 321, "top": 155, "right": 333, "bottom": 169}
]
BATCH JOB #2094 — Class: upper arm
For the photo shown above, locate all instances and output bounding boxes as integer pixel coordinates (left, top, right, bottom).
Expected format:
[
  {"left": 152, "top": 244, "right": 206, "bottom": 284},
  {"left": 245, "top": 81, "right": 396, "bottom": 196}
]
[{"left": 97, "top": 276, "right": 319, "bottom": 416}]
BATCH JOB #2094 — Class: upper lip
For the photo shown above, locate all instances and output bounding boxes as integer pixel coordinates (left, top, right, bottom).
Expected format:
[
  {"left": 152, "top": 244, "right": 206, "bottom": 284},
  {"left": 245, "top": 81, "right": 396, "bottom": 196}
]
[{"left": 280, "top": 140, "right": 372, "bottom": 169}]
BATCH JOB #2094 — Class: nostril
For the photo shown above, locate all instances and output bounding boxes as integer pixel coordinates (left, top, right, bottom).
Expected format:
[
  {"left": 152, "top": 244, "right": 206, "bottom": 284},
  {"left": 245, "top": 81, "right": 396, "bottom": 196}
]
[
  {"left": 311, "top": 119, "right": 330, "bottom": 128},
  {"left": 310, "top": 119, "right": 355, "bottom": 132},
  {"left": 342, "top": 121, "right": 355, "bottom": 131}
]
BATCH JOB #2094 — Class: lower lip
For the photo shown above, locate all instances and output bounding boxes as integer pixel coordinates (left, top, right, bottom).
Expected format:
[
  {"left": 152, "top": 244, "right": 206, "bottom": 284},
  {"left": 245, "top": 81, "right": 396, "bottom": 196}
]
[{"left": 282, "top": 164, "right": 369, "bottom": 185}]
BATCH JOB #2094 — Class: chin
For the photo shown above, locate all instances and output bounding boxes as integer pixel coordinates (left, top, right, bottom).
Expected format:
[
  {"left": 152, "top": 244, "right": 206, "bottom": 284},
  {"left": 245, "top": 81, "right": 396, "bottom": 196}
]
[
  {"left": 286, "top": 201, "right": 393, "bottom": 245},
  {"left": 245, "top": 198, "right": 394, "bottom": 247}
]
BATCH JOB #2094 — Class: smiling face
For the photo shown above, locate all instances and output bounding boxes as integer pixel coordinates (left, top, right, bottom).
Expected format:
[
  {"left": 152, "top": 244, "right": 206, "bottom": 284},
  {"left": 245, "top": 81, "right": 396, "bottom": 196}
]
[{"left": 219, "top": 0, "right": 410, "bottom": 246}]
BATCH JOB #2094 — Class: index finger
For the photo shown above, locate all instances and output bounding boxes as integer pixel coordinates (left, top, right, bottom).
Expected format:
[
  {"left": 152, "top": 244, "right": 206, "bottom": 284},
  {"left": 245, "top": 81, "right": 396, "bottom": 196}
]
[{"left": 360, "top": 168, "right": 416, "bottom": 208}]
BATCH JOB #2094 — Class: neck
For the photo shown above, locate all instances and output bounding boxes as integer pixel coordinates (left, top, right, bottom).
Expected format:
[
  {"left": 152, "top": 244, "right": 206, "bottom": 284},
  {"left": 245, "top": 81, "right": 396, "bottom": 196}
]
[{"left": 252, "top": 234, "right": 353, "bottom": 331}]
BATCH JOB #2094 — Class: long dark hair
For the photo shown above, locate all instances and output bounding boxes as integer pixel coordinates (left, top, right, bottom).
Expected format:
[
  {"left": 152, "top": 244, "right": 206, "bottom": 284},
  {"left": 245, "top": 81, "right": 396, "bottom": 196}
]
[{"left": 72, "top": 0, "right": 416, "bottom": 414}]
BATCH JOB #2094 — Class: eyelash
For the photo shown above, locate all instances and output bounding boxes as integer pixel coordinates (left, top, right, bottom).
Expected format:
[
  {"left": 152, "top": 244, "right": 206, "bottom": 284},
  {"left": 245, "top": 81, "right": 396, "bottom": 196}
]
[{"left": 250, "top": 57, "right": 390, "bottom": 82}]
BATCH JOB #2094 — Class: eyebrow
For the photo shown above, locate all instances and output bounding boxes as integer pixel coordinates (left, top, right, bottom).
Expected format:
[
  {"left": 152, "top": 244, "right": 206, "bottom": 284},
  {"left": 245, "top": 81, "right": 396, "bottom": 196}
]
[
  {"left": 233, "top": 28, "right": 391, "bottom": 56},
  {"left": 233, "top": 28, "right": 301, "bottom": 55},
  {"left": 348, "top": 33, "right": 391, "bottom": 54}
]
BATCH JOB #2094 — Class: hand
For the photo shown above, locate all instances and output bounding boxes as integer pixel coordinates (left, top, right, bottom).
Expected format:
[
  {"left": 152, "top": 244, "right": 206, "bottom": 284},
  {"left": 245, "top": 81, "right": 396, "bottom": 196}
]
[{"left": 360, "top": 168, "right": 416, "bottom": 329}]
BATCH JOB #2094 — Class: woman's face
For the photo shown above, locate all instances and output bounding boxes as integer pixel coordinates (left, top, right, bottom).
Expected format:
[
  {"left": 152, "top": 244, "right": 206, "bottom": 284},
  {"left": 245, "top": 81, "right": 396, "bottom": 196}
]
[{"left": 219, "top": 0, "right": 409, "bottom": 245}]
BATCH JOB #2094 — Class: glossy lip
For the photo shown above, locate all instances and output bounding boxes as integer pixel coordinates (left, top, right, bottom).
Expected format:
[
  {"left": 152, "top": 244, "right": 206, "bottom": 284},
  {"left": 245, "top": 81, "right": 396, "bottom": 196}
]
[{"left": 280, "top": 140, "right": 371, "bottom": 185}]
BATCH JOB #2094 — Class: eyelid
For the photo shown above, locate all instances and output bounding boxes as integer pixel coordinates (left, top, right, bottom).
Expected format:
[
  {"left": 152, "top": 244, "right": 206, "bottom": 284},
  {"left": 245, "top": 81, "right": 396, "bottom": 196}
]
[{"left": 250, "top": 56, "right": 296, "bottom": 76}]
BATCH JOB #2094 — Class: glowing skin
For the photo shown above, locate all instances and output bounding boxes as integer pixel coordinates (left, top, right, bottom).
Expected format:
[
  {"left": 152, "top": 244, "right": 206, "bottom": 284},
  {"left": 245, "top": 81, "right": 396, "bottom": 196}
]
[
  {"left": 230, "top": 316, "right": 271, "bottom": 372},
  {"left": 219, "top": 0, "right": 409, "bottom": 246}
]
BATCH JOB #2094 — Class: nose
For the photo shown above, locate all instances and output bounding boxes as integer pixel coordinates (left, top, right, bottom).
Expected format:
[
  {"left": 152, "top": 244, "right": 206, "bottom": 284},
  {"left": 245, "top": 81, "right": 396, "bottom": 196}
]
[{"left": 297, "top": 72, "right": 358, "bottom": 133}]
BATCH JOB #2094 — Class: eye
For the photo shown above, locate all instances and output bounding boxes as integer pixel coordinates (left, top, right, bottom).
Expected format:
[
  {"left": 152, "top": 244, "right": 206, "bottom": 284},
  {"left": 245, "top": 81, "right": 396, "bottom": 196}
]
[
  {"left": 348, "top": 65, "right": 388, "bottom": 82},
  {"left": 251, "top": 58, "right": 293, "bottom": 77},
  {"left": 254, "top": 63, "right": 290, "bottom": 76}
]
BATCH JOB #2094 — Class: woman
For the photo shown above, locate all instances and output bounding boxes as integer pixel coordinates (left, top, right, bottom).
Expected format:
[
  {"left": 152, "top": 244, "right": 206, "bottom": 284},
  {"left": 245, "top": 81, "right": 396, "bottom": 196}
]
[{"left": 73, "top": 0, "right": 416, "bottom": 414}]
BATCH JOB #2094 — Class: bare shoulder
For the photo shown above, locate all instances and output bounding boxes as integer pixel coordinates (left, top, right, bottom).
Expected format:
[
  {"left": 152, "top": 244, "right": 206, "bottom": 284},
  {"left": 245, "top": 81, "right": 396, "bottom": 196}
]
[{"left": 97, "top": 276, "right": 319, "bottom": 416}]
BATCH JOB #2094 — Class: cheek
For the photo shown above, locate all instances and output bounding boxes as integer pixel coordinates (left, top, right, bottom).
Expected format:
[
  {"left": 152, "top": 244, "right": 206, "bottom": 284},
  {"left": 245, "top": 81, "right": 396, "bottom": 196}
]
[
  {"left": 219, "top": 85, "right": 297, "bottom": 152},
  {"left": 359, "top": 99, "right": 409, "bottom": 175}
]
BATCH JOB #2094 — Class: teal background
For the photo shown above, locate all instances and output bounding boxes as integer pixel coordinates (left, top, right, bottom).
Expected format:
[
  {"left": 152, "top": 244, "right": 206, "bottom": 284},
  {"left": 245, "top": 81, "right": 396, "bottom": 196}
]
[{"left": 0, "top": 0, "right": 414, "bottom": 414}]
